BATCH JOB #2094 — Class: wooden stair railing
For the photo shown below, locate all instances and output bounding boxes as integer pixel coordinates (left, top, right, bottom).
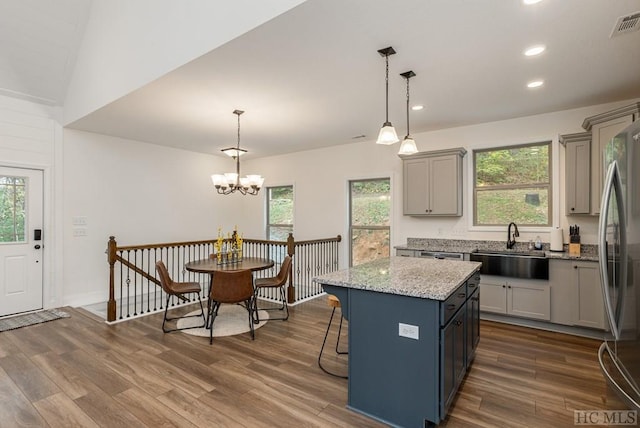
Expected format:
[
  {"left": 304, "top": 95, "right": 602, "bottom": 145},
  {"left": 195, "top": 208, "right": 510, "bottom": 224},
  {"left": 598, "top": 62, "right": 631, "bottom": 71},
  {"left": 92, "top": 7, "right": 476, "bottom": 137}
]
[{"left": 106, "top": 234, "right": 341, "bottom": 322}]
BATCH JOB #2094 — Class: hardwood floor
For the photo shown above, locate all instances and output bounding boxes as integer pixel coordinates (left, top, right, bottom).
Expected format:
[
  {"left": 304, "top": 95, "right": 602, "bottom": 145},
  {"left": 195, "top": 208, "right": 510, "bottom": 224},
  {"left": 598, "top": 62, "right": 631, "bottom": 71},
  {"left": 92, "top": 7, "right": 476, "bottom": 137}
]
[{"left": 0, "top": 298, "right": 626, "bottom": 427}]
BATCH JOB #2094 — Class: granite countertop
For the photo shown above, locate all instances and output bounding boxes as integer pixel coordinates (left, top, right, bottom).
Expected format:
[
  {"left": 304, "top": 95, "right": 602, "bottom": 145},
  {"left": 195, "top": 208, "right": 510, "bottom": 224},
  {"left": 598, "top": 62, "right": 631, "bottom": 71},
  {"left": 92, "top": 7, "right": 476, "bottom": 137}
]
[
  {"left": 313, "top": 256, "right": 481, "bottom": 301},
  {"left": 395, "top": 238, "right": 599, "bottom": 262}
]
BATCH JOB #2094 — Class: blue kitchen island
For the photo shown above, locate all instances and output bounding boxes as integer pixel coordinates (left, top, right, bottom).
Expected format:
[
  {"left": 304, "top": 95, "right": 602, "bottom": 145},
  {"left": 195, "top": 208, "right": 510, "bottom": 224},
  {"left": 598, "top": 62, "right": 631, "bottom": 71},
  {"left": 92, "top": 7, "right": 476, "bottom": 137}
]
[{"left": 314, "top": 256, "right": 481, "bottom": 427}]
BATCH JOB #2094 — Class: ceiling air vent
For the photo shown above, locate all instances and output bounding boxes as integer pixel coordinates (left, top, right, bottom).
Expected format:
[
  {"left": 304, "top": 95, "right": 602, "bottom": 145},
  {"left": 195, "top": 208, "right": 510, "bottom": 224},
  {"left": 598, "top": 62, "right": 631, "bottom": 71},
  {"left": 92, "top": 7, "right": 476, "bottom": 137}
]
[{"left": 610, "top": 11, "right": 640, "bottom": 38}]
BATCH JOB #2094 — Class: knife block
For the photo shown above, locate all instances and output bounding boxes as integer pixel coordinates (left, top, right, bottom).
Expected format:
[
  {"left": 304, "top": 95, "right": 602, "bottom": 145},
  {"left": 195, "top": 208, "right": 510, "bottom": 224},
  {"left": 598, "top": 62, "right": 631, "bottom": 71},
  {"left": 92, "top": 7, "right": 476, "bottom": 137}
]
[{"left": 569, "top": 243, "right": 581, "bottom": 256}]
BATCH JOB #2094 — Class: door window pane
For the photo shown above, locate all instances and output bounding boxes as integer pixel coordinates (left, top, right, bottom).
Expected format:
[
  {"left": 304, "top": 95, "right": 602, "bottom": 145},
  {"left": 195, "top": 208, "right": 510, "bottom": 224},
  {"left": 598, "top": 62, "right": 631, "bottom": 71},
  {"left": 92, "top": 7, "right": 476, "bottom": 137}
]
[
  {"left": 350, "top": 178, "right": 390, "bottom": 266},
  {"left": 0, "top": 176, "right": 27, "bottom": 243}
]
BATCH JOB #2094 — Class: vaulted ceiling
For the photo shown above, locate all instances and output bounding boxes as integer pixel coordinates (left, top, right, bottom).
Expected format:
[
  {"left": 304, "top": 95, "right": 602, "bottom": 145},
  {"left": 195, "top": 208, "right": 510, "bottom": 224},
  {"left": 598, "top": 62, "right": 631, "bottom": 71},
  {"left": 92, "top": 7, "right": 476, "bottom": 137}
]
[{"left": 2, "top": 0, "right": 640, "bottom": 158}]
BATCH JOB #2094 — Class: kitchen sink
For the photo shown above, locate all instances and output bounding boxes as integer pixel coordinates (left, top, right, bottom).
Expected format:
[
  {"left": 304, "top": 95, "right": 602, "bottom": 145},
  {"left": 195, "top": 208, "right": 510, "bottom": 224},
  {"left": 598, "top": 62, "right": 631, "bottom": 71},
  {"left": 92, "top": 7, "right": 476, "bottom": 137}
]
[
  {"left": 470, "top": 250, "right": 548, "bottom": 279},
  {"left": 472, "top": 250, "right": 546, "bottom": 257}
]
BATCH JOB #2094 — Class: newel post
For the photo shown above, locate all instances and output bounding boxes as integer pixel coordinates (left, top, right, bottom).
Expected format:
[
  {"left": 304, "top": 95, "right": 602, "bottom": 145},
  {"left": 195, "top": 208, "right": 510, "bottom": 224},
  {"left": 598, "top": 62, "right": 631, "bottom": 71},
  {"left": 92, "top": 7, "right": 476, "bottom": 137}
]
[
  {"left": 107, "top": 236, "right": 117, "bottom": 322},
  {"left": 286, "top": 233, "right": 295, "bottom": 303}
]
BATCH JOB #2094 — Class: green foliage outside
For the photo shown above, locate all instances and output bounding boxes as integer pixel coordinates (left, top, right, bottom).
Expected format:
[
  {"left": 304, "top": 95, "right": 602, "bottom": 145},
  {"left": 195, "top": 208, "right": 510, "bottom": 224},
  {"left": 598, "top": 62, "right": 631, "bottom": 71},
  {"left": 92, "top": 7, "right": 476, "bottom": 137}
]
[
  {"left": 351, "top": 180, "right": 391, "bottom": 226},
  {"left": 476, "top": 188, "right": 548, "bottom": 225},
  {"left": 476, "top": 144, "right": 549, "bottom": 186},
  {"left": 268, "top": 186, "right": 293, "bottom": 225},
  {"left": 351, "top": 179, "right": 391, "bottom": 266},
  {"left": 0, "top": 177, "right": 26, "bottom": 242},
  {"left": 475, "top": 143, "right": 550, "bottom": 225}
]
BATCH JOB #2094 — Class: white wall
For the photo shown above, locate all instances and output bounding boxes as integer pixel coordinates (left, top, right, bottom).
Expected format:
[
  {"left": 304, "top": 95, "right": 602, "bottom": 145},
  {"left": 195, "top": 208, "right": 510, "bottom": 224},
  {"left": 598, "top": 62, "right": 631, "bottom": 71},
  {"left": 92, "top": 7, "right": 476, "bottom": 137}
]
[
  {"left": 0, "top": 95, "right": 63, "bottom": 309},
  {"left": 62, "top": 129, "right": 237, "bottom": 306},
  {"left": 64, "top": 0, "right": 306, "bottom": 125},
  {"left": 237, "top": 98, "right": 640, "bottom": 268}
]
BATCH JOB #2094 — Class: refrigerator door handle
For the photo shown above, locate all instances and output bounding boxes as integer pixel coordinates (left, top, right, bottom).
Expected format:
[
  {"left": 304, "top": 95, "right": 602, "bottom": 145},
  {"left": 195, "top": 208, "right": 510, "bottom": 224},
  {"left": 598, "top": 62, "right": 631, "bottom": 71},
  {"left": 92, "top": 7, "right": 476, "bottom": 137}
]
[{"left": 598, "top": 161, "right": 627, "bottom": 340}]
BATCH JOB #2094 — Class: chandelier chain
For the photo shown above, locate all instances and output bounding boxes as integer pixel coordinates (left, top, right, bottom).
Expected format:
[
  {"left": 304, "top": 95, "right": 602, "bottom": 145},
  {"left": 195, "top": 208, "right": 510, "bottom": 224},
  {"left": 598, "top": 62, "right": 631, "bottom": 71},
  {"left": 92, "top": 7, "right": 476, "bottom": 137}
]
[
  {"left": 385, "top": 54, "right": 389, "bottom": 122},
  {"left": 406, "top": 75, "right": 410, "bottom": 135}
]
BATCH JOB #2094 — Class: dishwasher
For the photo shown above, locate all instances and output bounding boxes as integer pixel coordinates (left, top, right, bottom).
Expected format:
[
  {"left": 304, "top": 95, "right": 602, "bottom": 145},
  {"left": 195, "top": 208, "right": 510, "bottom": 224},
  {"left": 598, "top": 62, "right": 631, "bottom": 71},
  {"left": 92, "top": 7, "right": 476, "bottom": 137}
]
[{"left": 416, "top": 251, "right": 465, "bottom": 261}]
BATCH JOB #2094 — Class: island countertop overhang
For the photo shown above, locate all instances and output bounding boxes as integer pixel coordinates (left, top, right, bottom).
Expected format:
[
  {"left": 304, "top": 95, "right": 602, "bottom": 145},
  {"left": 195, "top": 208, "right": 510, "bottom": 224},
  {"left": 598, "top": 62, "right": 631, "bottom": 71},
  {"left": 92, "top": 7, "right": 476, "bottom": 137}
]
[{"left": 313, "top": 256, "right": 481, "bottom": 301}]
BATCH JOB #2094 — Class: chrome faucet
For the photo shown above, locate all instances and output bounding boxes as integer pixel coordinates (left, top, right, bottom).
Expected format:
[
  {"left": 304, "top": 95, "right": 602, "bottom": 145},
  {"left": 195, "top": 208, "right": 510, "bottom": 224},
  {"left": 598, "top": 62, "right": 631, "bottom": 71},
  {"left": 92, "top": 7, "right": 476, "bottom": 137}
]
[{"left": 507, "top": 222, "right": 519, "bottom": 249}]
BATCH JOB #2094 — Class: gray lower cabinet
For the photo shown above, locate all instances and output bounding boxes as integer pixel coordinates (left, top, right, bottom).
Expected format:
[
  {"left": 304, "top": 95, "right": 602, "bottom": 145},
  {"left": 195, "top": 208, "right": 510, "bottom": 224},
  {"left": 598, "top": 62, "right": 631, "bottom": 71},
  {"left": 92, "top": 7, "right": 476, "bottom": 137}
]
[
  {"left": 479, "top": 275, "right": 550, "bottom": 320},
  {"left": 549, "top": 259, "right": 606, "bottom": 329}
]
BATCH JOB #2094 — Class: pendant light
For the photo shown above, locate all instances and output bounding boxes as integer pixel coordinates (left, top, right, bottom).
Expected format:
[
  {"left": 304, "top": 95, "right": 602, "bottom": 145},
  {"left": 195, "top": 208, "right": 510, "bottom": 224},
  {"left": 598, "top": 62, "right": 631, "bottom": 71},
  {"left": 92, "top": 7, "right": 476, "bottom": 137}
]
[
  {"left": 211, "top": 110, "right": 264, "bottom": 196},
  {"left": 375, "top": 46, "right": 399, "bottom": 145},
  {"left": 398, "top": 70, "right": 418, "bottom": 155}
]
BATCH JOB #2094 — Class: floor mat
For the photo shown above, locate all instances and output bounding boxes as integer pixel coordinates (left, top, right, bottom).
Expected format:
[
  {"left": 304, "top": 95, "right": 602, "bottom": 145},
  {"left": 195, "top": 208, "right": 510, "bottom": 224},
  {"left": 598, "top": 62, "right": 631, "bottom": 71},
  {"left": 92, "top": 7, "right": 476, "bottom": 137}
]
[{"left": 0, "top": 309, "right": 70, "bottom": 333}]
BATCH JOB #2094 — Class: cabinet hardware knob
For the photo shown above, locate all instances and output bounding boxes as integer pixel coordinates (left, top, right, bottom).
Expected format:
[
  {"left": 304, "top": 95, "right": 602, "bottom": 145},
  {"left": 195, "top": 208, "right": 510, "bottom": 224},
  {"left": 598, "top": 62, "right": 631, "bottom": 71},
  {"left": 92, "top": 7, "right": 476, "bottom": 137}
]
[
  {"left": 571, "top": 207, "right": 575, "bottom": 211},
  {"left": 574, "top": 265, "right": 577, "bottom": 269},
  {"left": 507, "top": 285, "right": 511, "bottom": 289},
  {"left": 447, "top": 304, "right": 456, "bottom": 310},
  {"left": 502, "top": 284, "right": 506, "bottom": 288},
  {"left": 458, "top": 293, "right": 466, "bottom": 298}
]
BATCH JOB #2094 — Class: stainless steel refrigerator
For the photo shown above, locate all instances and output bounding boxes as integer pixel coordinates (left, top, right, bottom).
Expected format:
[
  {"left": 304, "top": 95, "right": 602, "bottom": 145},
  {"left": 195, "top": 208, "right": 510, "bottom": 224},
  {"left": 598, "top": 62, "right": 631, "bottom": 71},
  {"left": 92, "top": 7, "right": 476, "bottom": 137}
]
[{"left": 598, "top": 118, "right": 640, "bottom": 409}]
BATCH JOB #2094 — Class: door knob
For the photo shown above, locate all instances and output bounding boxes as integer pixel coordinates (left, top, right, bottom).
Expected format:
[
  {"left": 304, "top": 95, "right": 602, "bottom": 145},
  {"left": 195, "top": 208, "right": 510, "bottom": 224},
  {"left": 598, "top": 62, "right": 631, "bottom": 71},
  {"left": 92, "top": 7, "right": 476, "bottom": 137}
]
[{"left": 34, "top": 244, "right": 41, "bottom": 249}]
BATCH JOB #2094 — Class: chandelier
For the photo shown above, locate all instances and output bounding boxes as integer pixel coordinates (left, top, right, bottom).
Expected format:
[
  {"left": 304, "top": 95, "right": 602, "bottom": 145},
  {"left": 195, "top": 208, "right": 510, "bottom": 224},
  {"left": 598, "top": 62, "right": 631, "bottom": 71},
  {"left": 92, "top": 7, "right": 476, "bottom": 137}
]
[{"left": 211, "top": 110, "right": 264, "bottom": 196}]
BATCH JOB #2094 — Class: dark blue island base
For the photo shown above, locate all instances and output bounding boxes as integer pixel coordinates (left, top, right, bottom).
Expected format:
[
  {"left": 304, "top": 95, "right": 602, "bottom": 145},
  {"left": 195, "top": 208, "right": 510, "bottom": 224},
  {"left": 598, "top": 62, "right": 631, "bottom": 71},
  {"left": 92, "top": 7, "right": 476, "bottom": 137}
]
[{"left": 321, "top": 272, "right": 480, "bottom": 427}]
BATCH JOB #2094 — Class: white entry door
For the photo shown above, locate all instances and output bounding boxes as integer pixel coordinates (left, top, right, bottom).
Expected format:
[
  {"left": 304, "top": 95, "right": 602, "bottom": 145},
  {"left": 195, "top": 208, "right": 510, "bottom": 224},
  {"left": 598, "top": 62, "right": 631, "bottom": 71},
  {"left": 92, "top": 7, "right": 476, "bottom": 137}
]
[{"left": 0, "top": 167, "right": 43, "bottom": 317}]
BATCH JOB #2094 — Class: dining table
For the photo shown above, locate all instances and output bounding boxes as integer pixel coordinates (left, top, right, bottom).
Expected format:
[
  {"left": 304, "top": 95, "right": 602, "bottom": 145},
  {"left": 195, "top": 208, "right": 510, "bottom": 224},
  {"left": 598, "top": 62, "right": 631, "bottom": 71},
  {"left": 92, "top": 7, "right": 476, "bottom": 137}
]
[
  {"left": 184, "top": 256, "right": 275, "bottom": 329},
  {"left": 184, "top": 256, "right": 275, "bottom": 276}
]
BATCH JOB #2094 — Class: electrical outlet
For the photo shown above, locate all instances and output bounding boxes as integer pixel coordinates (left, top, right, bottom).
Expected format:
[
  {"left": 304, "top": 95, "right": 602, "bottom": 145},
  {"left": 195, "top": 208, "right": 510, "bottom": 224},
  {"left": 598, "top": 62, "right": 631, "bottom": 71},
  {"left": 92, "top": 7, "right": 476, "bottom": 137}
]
[
  {"left": 73, "top": 228, "right": 87, "bottom": 237},
  {"left": 72, "top": 216, "right": 87, "bottom": 226},
  {"left": 398, "top": 323, "right": 419, "bottom": 340}
]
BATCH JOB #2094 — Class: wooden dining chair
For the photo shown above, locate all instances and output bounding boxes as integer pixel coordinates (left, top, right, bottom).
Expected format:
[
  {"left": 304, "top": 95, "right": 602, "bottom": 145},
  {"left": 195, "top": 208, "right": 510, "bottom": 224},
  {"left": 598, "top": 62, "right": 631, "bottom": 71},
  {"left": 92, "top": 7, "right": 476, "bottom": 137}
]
[
  {"left": 208, "top": 269, "right": 255, "bottom": 344},
  {"left": 253, "top": 255, "right": 292, "bottom": 323},
  {"left": 155, "top": 260, "right": 205, "bottom": 333}
]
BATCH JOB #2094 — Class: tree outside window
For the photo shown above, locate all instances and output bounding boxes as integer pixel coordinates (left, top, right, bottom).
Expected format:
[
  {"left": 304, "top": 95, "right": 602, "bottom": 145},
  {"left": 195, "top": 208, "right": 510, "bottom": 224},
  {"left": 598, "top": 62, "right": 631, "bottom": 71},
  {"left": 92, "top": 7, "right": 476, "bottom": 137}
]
[
  {"left": 0, "top": 176, "right": 26, "bottom": 243},
  {"left": 349, "top": 178, "right": 391, "bottom": 266},
  {"left": 267, "top": 186, "right": 293, "bottom": 241},
  {"left": 474, "top": 142, "right": 551, "bottom": 226}
]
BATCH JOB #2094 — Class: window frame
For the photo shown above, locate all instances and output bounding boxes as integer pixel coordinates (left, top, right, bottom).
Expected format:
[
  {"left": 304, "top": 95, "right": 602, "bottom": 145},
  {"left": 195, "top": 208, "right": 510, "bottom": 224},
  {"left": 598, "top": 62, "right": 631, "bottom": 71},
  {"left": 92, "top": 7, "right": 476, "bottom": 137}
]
[
  {"left": 472, "top": 141, "right": 552, "bottom": 227},
  {"left": 348, "top": 177, "right": 391, "bottom": 267},
  {"left": 266, "top": 185, "right": 294, "bottom": 241}
]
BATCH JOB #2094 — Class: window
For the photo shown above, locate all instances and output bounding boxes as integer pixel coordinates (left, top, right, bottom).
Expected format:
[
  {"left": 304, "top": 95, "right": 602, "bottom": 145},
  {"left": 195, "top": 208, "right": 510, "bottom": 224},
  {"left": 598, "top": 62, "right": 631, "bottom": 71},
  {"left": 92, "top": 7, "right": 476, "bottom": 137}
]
[
  {"left": 349, "top": 178, "right": 391, "bottom": 266},
  {"left": 266, "top": 186, "right": 293, "bottom": 241},
  {"left": 474, "top": 141, "right": 551, "bottom": 226},
  {"left": 0, "top": 175, "right": 26, "bottom": 243}
]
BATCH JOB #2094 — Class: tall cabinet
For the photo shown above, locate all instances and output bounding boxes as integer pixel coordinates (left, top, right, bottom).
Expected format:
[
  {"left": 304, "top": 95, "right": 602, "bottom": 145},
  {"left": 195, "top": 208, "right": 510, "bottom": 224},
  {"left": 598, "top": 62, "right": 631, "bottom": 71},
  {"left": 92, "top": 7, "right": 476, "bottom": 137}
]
[
  {"left": 399, "top": 147, "right": 466, "bottom": 216},
  {"left": 560, "top": 132, "right": 591, "bottom": 215},
  {"left": 582, "top": 103, "right": 640, "bottom": 214}
]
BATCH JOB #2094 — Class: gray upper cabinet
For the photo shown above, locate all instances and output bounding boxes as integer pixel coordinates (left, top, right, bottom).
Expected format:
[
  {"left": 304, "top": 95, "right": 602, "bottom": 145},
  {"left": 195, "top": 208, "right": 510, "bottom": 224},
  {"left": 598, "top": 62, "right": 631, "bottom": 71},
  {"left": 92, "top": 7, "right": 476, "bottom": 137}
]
[
  {"left": 400, "top": 148, "right": 466, "bottom": 216},
  {"left": 582, "top": 103, "right": 640, "bottom": 215},
  {"left": 560, "top": 132, "right": 591, "bottom": 215}
]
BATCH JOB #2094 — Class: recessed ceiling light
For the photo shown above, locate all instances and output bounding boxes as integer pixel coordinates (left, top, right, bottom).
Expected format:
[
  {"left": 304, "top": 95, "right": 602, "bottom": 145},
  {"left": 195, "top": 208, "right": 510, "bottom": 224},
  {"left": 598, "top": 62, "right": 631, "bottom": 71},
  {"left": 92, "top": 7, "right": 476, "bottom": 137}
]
[
  {"left": 412, "top": 105, "right": 424, "bottom": 111},
  {"left": 523, "top": 0, "right": 542, "bottom": 5},
  {"left": 524, "top": 45, "right": 546, "bottom": 56},
  {"left": 527, "top": 80, "right": 544, "bottom": 88}
]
